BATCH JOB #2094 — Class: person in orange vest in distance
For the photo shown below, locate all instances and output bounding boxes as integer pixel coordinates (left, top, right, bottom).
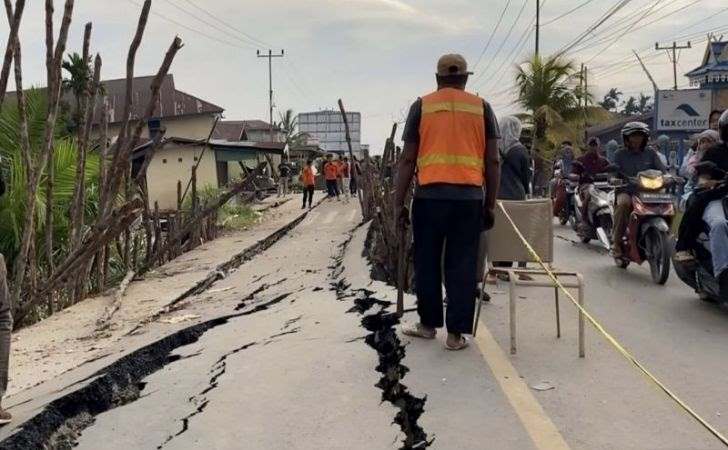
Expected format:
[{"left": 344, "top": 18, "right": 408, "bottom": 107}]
[
  {"left": 323, "top": 154, "right": 340, "bottom": 200},
  {"left": 300, "top": 159, "right": 316, "bottom": 209},
  {"left": 394, "top": 54, "right": 501, "bottom": 351}
]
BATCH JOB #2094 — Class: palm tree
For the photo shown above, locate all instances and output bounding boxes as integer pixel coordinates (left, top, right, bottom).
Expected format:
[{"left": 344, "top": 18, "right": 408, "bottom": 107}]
[
  {"left": 515, "top": 54, "right": 577, "bottom": 190},
  {"left": 0, "top": 90, "right": 98, "bottom": 269},
  {"left": 599, "top": 88, "right": 623, "bottom": 112},
  {"left": 622, "top": 96, "right": 639, "bottom": 116},
  {"left": 638, "top": 93, "right": 653, "bottom": 113},
  {"left": 61, "top": 52, "right": 91, "bottom": 128},
  {"left": 276, "top": 108, "right": 309, "bottom": 148}
]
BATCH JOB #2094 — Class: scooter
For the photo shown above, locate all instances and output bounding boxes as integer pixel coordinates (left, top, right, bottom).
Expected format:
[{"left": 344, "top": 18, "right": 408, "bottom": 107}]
[
  {"left": 573, "top": 174, "right": 614, "bottom": 250},
  {"left": 612, "top": 170, "right": 681, "bottom": 285}
]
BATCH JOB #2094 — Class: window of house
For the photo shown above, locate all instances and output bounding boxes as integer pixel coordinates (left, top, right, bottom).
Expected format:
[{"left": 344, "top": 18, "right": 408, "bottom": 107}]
[
  {"left": 178, "top": 157, "right": 183, "bottom": 163},
  {"left": 193, "top": 156, "right": 198, "bottom": 161},
  {"left": 162, "top": 159, "right": 167, "bottom": 164}
]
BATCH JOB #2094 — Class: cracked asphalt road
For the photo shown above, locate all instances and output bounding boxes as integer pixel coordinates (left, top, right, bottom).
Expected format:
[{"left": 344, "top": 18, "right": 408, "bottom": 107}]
[{"left": 7, "top": 201, "right": 728, "bottom": 450}]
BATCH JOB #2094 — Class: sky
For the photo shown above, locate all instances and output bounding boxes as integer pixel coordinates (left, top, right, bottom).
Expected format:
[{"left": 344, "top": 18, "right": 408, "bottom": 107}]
[{"left": 4, "top": 0, "right": 728, "bottom": 153}]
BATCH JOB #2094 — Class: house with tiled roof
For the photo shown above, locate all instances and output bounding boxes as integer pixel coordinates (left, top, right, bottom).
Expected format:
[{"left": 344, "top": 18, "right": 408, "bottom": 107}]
[
  {"left": 686, "top": 40, "right": 728, "bottom": 88},
  {"left": 685, "top": 39, "right": 728, "bottom": 114}
]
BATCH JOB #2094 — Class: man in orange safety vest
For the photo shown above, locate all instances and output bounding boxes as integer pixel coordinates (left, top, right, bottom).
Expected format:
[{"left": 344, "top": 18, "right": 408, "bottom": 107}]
[{"left": 394, "top": 54, "right": 501, "bottom": 351}]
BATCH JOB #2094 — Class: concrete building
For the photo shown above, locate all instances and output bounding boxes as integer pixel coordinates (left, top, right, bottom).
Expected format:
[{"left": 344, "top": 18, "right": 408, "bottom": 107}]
[
  {"left": 211, "top": 120, "right": 286, "bottom": 183},
  {"left": 298, "top": 110, "right": 364, "bottom": 157}
]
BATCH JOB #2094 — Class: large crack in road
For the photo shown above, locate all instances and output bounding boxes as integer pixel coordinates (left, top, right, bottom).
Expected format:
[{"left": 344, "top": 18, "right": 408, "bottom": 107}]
[
  {"left": 330, "top": 231, "right": 433, "bottom": 450},
  {"left": 0, "top": 280, "right": 293, "bottom": 450}
]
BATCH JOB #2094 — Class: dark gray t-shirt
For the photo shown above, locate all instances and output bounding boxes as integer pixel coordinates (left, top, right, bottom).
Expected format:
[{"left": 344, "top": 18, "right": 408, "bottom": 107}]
[
  {"left": 613, "top": 147, "right": 666, "bottom": 178},
  {"left": 402, "top": 97, "right": 500, "bottom": 200}
]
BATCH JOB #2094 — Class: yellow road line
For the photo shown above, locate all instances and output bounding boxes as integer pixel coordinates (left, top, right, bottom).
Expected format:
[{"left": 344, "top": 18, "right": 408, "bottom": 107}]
[{"left": 474, "top": 319, "right": 571, "bottom": 450}]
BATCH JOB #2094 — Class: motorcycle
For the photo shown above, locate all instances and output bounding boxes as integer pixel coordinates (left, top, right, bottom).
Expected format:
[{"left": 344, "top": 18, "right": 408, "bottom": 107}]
[
  {"left": 573, "top": 173, "right": 614, "bottom": 250},
  {"left": 611, "top": 170, "right": 681, "bottom": 285},
  {"left": 551, "top": 169, "right": 578, "bottom": 229},
  {"left": 672, "top": 165, "right": 728, "bottom": 304}
]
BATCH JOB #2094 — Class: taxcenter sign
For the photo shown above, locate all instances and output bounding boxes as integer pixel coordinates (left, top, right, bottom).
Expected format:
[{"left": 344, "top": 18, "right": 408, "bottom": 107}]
[{"left": 655, "top": 89, "right": 712, "bottom": 131}]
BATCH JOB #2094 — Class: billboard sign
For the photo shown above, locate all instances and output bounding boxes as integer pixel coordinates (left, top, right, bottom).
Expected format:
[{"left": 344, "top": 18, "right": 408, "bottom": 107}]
[{"left": 655, "top": 89, "right": 712, "bottom": 131}]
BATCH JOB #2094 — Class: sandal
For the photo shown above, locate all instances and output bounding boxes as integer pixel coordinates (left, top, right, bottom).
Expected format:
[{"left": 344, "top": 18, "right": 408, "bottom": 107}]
[
  {"left": 401, "top": 323, "right": 436, "bottom": 340},
  {"left": 445, "top": 334, "right": 469, "bottom": 351}
]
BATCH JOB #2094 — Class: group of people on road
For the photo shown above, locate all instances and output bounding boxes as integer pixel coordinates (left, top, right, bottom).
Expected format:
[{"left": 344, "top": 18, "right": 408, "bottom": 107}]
[
  {"left": 392, "top": 52, "right": 728, "bottom": 353},
  {"left": 298, "top": 154, "right": 359, "bottom": 209},
  {"left": 322, "top": 154, "right": 356, "bottom": 203}
]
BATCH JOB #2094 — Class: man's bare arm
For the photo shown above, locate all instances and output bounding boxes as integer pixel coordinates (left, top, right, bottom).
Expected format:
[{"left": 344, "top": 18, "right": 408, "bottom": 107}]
[
  {"left": 485, "top": 137, "right": 500, "bottom": 211},
  {"left": 395, "top": 142, "right": 418, "bottom": 212}
]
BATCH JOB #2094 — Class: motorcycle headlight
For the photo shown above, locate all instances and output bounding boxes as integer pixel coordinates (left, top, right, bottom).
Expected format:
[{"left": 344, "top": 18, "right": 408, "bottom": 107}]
[{"left": 639, "top": 176, "right": 664, "bottom": 190}]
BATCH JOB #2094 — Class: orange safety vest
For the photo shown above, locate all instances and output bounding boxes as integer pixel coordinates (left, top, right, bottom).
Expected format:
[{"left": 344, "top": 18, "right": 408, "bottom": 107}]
[
  {"left": 301, "top": 166, "right": 315, "bottom": 186},
  {"left": 324, "top": 162, "right": 338, "bottom": 181},
  {"left": 417, "top": 88, "right": 486, "bottom": 187}
]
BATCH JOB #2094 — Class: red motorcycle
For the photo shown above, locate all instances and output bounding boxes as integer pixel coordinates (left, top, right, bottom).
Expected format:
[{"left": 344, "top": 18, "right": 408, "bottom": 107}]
[{"left": 612, "top": 170, "right": 681, "bottom": 285}]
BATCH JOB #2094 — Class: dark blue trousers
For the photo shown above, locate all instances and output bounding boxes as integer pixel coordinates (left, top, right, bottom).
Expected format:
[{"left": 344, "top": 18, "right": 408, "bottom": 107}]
[{"left": 412, "top": 198, "right": 482, "bottom": 334}]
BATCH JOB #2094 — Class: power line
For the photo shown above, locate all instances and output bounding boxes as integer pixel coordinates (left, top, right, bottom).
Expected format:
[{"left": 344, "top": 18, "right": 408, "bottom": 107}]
[
  {"left": 556, "top": 0, "right": 634, "bottom": 57},
  {"left": 472, "top": 0, "right": 530, "bottom": 85},
  {"left": 473, "top": 0, "right": 513, "bottom": 70},
  {"left": 176, "top": 0, "right": 271, "bottom": 48},
  {"left": 125, "top": 0, "right": 250, "bottom": 50},
  {"left": 541, "top": 0, "right": 599, "bottom": 26},
  {"left": 584, "top": 0, "right": 665, "bottom": 64},
  {"left": 161, "top": 0, "right": 262, "bottom": 49},
  {"left": 566, "top": 0, "right": 681, "bottom": 54},
  {"left": 570, "top": 0, "right": 703, "bottom": 56}
]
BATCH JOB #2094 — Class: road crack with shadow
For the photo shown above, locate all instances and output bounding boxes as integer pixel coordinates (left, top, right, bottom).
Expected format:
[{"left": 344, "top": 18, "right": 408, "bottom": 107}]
[
  {"left": 157, "top": 341, "right": 259, "bottom": 449},
  {"left": 330, "top": 230, "right": 433, "bottom": 449},
  {"left": 0, "top": 284, "right": 297, "bottom": 450}
]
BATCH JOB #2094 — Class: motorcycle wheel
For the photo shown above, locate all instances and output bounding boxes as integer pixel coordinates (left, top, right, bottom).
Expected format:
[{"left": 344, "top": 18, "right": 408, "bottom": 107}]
[
  {"left": 647, "top": 229, "right": 671, "bottom": 285},
  {"left": 599, "top": 215, "right": 614, "bottom": 246}
]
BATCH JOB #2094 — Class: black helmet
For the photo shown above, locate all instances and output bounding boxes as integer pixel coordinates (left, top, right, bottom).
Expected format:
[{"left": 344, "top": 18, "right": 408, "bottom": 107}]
[
  {"left": 719, "top": 110, "right": 728, "bottom": 143},
  {"left": 621, "top": 121, "right": 650, "bottom": 149}
]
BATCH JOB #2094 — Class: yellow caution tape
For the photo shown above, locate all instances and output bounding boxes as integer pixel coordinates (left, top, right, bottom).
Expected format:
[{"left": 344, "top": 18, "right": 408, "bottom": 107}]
[{"left": 497, "top": 201, "right": 728, "bottom": 447}]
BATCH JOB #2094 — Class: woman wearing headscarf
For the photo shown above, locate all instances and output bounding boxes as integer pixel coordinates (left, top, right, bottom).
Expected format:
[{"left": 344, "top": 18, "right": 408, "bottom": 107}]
[
  {"left": 497, "top": 116, "right": 532, "bottom": 201},
  {"left": 680, "top": 129, "right": 720, "bottom": 205},
  {"left": 487, "top": 116, "right": 531, "bottom": 282}
]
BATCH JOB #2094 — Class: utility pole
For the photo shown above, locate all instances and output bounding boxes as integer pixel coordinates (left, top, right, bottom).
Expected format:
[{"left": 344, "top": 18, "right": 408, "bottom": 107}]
[
  {"left": 655, "top": 41, "right": 691, "bottom": 90},
  {"left": 583, "top": 65, "right": 589, "bottom": 143},
  {"left": 535, "top": 0, "right": 540, "bottom": 57},
  {"left": 257, "top": 49, "right": 285, "bottom": 142}
]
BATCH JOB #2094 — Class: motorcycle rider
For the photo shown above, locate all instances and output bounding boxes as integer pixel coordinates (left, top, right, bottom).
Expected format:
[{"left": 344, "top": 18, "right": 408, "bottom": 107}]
[
  {"left": 551, "top": 142, "right": 575, "bottom": 218},
  {"left": 572, "top": 137, "right": 610, "bottom": 226},
  {"left": 674, "top": 112, "right": 728, "bottom": 293},
  {"left": 612, "top": 122, "right": 666, "bottom": 259}
]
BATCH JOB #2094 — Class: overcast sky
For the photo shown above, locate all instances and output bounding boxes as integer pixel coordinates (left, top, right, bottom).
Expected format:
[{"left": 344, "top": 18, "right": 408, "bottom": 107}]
[{"left": 4, "top": 0, "right": 728, "bottom": 152}]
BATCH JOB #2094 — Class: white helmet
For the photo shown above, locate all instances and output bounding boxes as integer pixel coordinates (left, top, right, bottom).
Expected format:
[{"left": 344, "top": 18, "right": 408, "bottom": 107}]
[{"left": 621, "top": 121, "right": 650, "bottom": 149}]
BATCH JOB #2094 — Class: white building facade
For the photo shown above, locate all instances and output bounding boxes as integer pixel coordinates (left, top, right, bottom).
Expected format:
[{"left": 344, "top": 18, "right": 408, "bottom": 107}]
[{"left": 298, "top": 110, "right": 362, "bottom": 156}]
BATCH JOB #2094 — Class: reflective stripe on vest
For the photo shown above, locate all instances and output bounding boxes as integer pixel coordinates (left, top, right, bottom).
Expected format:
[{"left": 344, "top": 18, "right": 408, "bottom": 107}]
[{"left": 417, "top": 88, "right": 486, "bottom": 187}]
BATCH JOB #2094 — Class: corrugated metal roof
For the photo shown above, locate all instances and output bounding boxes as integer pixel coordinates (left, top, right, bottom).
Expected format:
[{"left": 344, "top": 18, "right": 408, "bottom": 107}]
[
  {"left": 94, "top": 74, "right": 224, "bottom": 124},
  {"left": 211, "top": 120, "right": 280, "bottom": 141}
]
